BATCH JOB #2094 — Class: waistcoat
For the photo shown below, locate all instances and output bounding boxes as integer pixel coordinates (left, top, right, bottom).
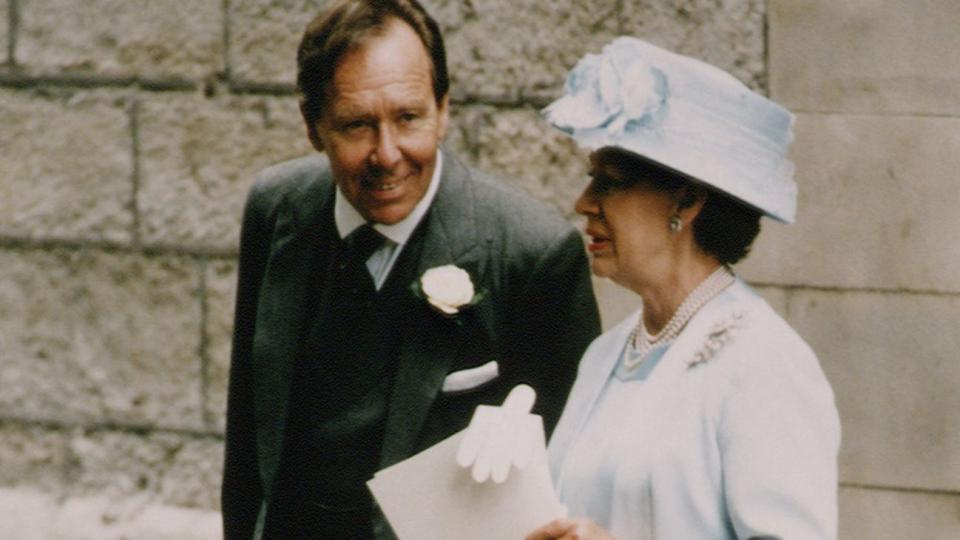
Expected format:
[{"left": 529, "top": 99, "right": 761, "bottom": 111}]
[{"left": 265, "top": 215, "right": 429, "bottom": 538}]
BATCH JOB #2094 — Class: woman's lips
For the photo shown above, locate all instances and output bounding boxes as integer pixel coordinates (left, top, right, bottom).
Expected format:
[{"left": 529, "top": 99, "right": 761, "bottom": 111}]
[
  {"left": 587, "top": 239, "right": 610, "bottom": 253},
  {"left": 585, "top": 230, "right": 610, "bottom": 253}
]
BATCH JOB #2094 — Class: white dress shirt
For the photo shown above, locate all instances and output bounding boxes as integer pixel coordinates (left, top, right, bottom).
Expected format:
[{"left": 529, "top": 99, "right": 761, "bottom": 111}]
[{"left": 333, "top": 151, "right": 443, "bottom": 290}]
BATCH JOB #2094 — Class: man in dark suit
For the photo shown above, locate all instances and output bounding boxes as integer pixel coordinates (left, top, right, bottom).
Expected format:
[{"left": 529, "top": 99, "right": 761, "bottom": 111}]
[{"left": 221, "top": 1, "right": 601, "bottom": 538}]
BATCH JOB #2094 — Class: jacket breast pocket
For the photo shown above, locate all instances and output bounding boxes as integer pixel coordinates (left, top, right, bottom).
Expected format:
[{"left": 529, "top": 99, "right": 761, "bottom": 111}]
[{"left": 440, "top": 360, "right": 499, "bottom": 394}]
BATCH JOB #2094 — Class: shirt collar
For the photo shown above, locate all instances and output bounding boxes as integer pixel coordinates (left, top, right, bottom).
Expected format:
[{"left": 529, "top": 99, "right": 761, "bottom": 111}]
[{"left": 334, "top": 150, "right": 443, "bottom": 245}]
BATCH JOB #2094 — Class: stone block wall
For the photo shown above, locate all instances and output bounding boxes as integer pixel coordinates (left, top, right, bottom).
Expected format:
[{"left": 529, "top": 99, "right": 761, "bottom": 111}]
[
  {"left": 755, "top": 1, "right": 960, "bottom": 537},
  {"left": 1, "top": 0, "right": 956, "bottom": 537}
]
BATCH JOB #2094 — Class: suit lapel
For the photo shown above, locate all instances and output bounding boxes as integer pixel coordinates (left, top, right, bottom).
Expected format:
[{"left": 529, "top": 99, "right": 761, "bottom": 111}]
[
  {"left": 379, "top": 150, "right": 484, "bottom": 468},
  {"left": 251, "top": 175, "right": 335, "bottom": 491}
]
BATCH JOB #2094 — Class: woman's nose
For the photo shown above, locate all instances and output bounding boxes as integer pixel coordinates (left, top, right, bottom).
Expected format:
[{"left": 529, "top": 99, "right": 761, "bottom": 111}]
[{"left": 574, "top": 187, "right": 599, "bottom": 217}]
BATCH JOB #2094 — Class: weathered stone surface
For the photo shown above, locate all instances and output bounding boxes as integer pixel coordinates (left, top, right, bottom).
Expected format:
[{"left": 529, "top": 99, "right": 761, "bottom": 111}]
[
  {"left": 228, "top": 0, "right": 327, "bottom": 85},
  {"left": 205, "top": 259, "right": 238, "bottom": 434},
  {"left": 17, "top": 0, "right": 222, "bottom": 80},
  {"left": 430, "top": 0, "right": 619, "bottom": 100},
  {"left": 784, "top": 288, "right": 960, "bottom": 492},
  {"left": 229, "top": 0, "right": 618, "bottom": 98},
  {"left": 770, "top": 0, "right": 960, "bottom": 115},
  {"left": 751, "top": 284, "right": 788, "bottom": 318},
  {"left": 0, "top": 89, "right": 132, "bottom": 242},
  {"left": 155, "top": 435, "right": 222, "bottom": 510},
  {"left": 65, "top": 430, "right": 222, "bottom": 510},
  {"left": 0, "top": 423, "right": 69, "bottom": 493},
  {"left": 138, "top": 92, "right": 313, "bottom": 249},
  {"left": 0, "top": 487, "right": 222, "bottom": 540},
  {"left": 839, "top": 487, "right": 960, "bottom": 540},
  {"left": 621, "top": 0, "right": 767, "bottom": 90},
  {"left": 450, "top": 105, "right": 591, "bottom": 218},
  {"left": 0, "top": 248, "right": 204, "bottom": 430},
  {"left": 0, "top": 426, "right": 222, "bottom": 529},
  {"left": 740, "top": 113, "right": 960, "bottom": 293}
]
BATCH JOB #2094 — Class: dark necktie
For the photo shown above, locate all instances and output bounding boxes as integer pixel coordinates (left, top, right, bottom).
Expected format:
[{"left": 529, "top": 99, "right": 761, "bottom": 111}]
[{"left": 337, "top": 223, "right": 386, "bottom": 294}]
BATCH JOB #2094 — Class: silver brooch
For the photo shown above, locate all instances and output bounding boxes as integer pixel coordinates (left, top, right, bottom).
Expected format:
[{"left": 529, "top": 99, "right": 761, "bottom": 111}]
[{"left": 688, "top": 312, "right": 744, "bottom": 369}]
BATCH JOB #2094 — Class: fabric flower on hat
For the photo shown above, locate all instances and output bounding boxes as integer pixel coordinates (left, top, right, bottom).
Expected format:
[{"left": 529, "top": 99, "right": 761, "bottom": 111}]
[
  {"left": 544, "top": 38, "right": 667, "bottom": 139},
  {"left": 544, "top": 36, "right": 799, "bottom": 223}
]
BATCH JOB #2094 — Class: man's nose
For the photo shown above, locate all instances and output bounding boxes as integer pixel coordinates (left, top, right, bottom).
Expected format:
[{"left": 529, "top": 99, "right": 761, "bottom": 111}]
[{"left": 371, "top": 124, "right": 402, "bottom": 169}]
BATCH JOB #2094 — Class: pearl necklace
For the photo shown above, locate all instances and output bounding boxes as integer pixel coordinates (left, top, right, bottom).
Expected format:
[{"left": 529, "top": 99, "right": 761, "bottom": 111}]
[{"left": 625, "top": 265, "right": 736, "bottom": 370}]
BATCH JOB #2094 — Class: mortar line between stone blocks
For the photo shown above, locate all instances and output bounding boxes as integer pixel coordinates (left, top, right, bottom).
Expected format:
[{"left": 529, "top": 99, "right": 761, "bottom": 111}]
[
  {"left": 0, "top": 415, "right": 223, "bottom": 440},
  {"left": 615, "top": 0, "right": 624, "bottom": 35},
  {"left": 746, "top": 280, "right": 960, "bottom": 298},
  {"left": 0, "top": 235, "right": 239, "bottom": 259},
  {"left": 782, "top": 286, "right": 794, "bottom": 319},
  {"left": 0, "top": 72, "right": 196, "bottom": 91},
  {"left": 221, "top": 0, "right": 231, "bottom": 81},
  {"left": 839, "top": 482, "right": 960, "bottom": 498},
  {"left": 7, "top": 0, "right": 19, "bottom": 66},
  {"left": 762, "top": 0, "right": 771, "bottom": 96},
  {"left": 130, "top": 94, "right": 142, "bottom": 247},
  {"left": 198, "top": 256, "right": 214, "bottom": 430}
]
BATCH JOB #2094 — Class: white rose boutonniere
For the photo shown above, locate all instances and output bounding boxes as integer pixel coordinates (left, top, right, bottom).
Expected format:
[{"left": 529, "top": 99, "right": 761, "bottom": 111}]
[{"left": 412, "top": 265, "right": 486, "bottom": 318}]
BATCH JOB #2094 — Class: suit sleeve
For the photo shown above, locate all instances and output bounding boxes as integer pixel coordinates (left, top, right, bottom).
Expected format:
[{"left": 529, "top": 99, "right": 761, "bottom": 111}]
[
  {"left": 222, "top": 184, "right": 272, "bottom": 540},
  {"left": 503, "top": 227, "right": 601, "bottom": 437}
]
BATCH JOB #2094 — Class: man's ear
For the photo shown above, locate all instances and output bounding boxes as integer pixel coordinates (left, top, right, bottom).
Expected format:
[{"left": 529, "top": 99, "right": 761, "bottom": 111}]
[
  {"left": 300, "top": 100, "right": 324, "bottom": 152},
  {"left": 436, "top": 94, "right": 450, "bottom": 141}
]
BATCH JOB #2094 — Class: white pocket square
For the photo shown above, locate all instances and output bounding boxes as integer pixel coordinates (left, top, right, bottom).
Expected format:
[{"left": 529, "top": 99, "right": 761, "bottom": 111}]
[{"left": 441, "top": 361, "right": 499, "bottom": 393}]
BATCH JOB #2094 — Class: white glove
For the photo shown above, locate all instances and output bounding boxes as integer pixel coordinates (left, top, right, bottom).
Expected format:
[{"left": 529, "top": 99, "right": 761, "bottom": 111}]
[{"left": 456, "top": 384, "right": 540, "bottom": 483}]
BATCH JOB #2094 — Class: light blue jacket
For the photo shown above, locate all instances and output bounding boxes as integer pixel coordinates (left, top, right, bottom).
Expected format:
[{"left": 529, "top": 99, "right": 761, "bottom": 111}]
[{"left": 548, "top": 280, "right": 840, "bottom": 539}]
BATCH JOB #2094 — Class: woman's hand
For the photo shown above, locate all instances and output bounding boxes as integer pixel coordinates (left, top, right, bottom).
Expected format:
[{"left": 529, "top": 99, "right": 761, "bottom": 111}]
[{"left": 525, "top": 517, "right": 617, "bottom": 540}]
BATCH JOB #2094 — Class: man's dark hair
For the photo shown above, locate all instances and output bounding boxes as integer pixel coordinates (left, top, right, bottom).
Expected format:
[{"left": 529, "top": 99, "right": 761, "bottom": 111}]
[
  {"left": 590, "top": 146, "right": 762, "bottom": 265},
  {"left": 296, "top": 0, "right": 449, "bottom": 129}
]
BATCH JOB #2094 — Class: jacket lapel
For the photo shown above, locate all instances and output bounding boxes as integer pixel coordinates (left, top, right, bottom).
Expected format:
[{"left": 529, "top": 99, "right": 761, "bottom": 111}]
[
  {"left": 252, "top": 176, "right": 335, "bottom": 492},
  {"left": 548, "top": 314, "right": 633, "bottom": 481},
  {"left": 379, "top": 150, "right": 485, "bottom": 468}
]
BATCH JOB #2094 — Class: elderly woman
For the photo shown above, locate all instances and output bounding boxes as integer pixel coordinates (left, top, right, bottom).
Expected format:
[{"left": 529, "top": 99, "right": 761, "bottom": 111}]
[{"left": 526, "top": 38, "right": 841, "bottom": 539}]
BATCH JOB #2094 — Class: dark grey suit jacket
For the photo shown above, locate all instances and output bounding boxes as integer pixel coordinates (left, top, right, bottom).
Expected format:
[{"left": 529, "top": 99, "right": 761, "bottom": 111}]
[{"left": 221, "top": 149, "right": 601, "bottom": 539}]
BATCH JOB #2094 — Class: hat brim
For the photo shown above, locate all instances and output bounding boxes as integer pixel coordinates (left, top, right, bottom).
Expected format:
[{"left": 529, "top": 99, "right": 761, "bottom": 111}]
[{"left": 594, "top": 145, "right": 775, "bottom": 220}]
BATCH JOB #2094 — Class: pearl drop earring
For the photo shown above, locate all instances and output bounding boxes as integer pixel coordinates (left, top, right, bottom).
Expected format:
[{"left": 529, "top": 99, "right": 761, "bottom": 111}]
[{"left": 669, "top": 214, "right": 683, "bottom": 232}]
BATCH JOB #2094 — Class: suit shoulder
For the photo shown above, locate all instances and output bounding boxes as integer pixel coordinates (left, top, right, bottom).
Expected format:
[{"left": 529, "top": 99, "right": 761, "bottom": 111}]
[
  {"left": 713, "top": 293, "right": 826, "bottom": 389},
  {"left": 248, "top": 154, "right": 332, "bottom": 207},
  {"left": 468, "top": 170, "right": 577, "bottom": 247},
  {"left": 741, "top": 301, "right": 816, "bottom": 361}
]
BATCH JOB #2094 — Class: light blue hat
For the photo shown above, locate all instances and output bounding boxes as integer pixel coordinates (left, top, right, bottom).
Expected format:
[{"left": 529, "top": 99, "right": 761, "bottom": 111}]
[{"left": 543, "top": 37, "right": 797, "bottom": 223}]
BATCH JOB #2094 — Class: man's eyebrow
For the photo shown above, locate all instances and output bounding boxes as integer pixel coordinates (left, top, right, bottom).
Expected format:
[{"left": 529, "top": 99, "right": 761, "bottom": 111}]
[{"left": 329, "top": 106, "right": 371, "bottom": 121}]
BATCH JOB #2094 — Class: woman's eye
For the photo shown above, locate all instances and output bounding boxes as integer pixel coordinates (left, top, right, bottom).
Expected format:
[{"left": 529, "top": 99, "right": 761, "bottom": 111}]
[{"left": 587, "top": 175, "right": 612, "bottom": 195}]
